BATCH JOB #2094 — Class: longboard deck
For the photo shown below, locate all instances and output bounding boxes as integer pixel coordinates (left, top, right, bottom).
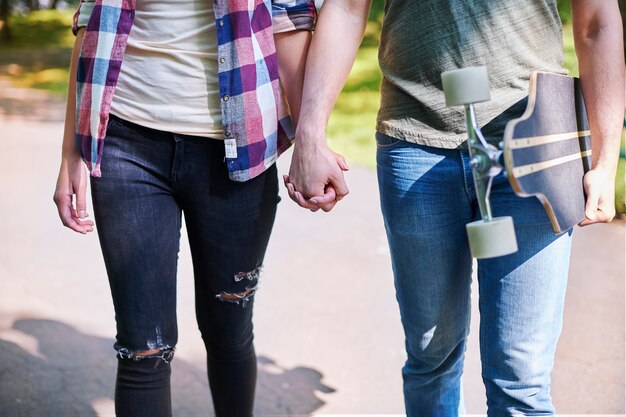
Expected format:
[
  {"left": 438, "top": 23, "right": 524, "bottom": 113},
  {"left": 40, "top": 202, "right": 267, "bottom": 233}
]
[{"left": 503, "top": 71, "right": 592, "bottom": 234}]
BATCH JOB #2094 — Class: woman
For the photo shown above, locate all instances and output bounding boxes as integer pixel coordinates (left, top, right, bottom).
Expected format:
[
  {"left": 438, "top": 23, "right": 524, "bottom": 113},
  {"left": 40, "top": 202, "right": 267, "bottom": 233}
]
[{"left": 53, "top": 1, "right": 315, "bottom": 416}]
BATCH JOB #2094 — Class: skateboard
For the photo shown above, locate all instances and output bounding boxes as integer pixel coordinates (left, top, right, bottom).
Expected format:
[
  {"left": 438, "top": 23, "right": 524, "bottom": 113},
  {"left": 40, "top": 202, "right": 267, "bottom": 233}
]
[
  {"left": 441, "top": 67, "right": 591, "bottom": 259},
  {"left": 504, "top": 71, "right": 591, "bottom": 234}
]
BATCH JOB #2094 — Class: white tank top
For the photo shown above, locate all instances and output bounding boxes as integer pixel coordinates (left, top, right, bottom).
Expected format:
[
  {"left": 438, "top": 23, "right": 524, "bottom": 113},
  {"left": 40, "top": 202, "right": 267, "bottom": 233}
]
[{"left": 110, "top": 0, "right": 224, "bottom": 139}]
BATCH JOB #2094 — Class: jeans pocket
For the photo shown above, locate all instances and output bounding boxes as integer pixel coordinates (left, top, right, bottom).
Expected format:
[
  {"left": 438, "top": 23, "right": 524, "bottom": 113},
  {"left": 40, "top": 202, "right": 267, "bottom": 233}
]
[
  {"left": 375, "top": 132, "right": 403, "bottom": 149},
  {"left": 106, "top": 114, "right": 125, "bottom": 133}
]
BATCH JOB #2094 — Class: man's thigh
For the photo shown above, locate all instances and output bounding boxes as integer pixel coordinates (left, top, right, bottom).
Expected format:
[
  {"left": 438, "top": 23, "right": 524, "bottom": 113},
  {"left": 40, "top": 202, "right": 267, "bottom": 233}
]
[{"left": 376, "top": 134, "right": 475, "bottom": 363}]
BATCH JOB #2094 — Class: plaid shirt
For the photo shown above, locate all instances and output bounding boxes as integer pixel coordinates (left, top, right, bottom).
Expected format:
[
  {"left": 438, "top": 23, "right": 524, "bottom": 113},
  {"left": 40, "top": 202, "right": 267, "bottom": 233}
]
[{"left": 72, "top": 0, "right": 316, "bottom": 181}]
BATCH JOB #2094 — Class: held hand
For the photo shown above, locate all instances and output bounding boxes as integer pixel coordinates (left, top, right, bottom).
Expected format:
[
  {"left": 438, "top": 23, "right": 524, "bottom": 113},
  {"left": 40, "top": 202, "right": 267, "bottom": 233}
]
[
  {"left": 285, "top": 140, "right": 349, "bottom": 212},
  {"left": 53, "top": 155, "right": 94, "bottom": 234},
  {"left": 578, "top": 167, "right": 616, "bottom": 227}
]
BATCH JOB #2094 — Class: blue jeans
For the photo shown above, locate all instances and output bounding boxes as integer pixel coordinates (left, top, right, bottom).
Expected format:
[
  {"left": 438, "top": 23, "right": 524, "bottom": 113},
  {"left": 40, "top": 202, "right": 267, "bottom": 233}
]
[
  {"left": 376, "top": 133, "right": 573, "bottom": 416},
  {"left": 91, "top": 115, "right": 279, "bottom": 417}
]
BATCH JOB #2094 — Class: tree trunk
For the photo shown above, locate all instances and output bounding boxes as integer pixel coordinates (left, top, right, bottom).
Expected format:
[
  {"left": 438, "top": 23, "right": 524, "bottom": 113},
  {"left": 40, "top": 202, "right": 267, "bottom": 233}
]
[
  {"left": 0, "top": 0, "right": 11, "bottom": 43},
  {"left": 27, "top": 0, "right": 39, "bottom": 11},
  {"left": 49, "top": 0, "right": 60, "bottom": 9}
]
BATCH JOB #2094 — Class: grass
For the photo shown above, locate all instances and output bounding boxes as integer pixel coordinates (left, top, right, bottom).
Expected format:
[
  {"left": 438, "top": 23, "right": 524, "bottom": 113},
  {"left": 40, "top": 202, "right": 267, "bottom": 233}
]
[
  {"left": 0, "top": 9, "right": 75, "bottom": 50},
  {"left": 0, "top": 10, "right": 74, "bottom": 96},
  {"left": 9, "top": 67, "right": 69, "bottom": 95}
]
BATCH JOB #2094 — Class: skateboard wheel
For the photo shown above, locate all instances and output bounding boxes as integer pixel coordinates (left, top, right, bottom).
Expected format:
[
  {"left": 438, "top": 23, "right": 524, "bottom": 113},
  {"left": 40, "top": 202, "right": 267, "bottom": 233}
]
[
  {"left": 441, "top": 66, "right": 491, "bottom": 107},
  {"left": 466, "top": 216, "right": 518, "bottom": 259}
]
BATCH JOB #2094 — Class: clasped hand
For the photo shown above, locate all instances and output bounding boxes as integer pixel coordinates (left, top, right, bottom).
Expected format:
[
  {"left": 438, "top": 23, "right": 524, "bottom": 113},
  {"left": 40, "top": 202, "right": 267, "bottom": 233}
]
[{"left": 284, "top": 138, "right": 349, "bottom": 212}]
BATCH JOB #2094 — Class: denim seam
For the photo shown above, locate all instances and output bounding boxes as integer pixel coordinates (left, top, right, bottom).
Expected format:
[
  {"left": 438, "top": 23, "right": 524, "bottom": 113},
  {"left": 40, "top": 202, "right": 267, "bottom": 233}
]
[{"left": 459, "top": 148, "right": 474, "bottom": 203}]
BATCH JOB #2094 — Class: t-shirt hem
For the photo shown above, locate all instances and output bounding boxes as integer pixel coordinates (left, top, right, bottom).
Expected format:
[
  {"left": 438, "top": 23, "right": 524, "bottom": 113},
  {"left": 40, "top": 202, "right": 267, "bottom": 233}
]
[{"left": 376, "top": 122, "right": 465, "bottom": 150}]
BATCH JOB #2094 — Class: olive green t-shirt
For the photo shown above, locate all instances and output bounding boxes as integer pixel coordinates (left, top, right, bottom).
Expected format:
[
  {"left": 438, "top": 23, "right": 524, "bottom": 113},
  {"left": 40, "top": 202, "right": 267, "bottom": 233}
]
[{"left": 377, "top": 0, "right": 567, "bottom": 148}]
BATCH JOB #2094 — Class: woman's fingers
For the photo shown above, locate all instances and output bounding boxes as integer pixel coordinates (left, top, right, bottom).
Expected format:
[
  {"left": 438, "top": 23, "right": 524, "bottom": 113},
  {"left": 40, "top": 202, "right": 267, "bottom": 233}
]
[{"left": 55, "top": 193, "right": 93, "bottom": 234}]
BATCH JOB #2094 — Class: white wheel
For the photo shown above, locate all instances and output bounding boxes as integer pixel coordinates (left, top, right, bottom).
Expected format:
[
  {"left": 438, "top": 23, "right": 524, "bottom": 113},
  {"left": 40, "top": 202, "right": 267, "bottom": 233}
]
[
  {"left": 466, "top": 216, "right": 518, "bottom": 259},
  {"left": 441, "top": 66, "right": 491, "bottom": 107}
]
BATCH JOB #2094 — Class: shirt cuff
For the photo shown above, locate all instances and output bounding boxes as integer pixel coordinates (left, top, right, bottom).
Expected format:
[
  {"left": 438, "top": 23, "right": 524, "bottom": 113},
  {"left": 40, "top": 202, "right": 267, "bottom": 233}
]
[
  {"left": 272, "top": 1, "right": 317, "bottom": 34},
  {"left": 72, "top": 1, "right": 96, "bottom": 35}
]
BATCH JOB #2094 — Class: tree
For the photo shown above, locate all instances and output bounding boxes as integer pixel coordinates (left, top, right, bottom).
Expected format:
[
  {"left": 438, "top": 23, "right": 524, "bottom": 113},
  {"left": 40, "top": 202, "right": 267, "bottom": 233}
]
[
  {"left": 25, "top": 0, "right": 38, "bottom": 11},
  {"left": 0, "top": 0, "right": 11, "bottom": 42}
]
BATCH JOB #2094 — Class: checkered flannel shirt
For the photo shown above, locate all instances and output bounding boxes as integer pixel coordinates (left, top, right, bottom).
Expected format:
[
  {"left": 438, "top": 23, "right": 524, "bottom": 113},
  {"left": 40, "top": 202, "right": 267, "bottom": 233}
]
[{"left": 72, "top": 0, "right": 316, "bottom": 181}]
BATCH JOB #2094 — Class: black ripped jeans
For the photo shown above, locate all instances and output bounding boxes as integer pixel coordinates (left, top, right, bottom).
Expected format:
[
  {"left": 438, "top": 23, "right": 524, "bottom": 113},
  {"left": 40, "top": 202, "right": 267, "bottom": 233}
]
[{"left": 91, "top": 115, "right": 278, "bottom": 417}]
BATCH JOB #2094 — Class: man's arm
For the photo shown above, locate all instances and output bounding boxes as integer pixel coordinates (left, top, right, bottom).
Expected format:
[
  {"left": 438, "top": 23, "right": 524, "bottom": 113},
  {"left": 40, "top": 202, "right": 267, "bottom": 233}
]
[
  {"left": 571, "top": 0, "right": 625, "bottom": 226},
  {"left": 286, "top": 0, "right": 372, "bottom": 212}
]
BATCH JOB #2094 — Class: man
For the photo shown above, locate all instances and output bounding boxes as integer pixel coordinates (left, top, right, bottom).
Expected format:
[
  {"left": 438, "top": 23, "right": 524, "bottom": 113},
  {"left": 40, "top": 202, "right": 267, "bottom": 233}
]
[{"left": 286, "top": 0, "right": 624, "bottom": 415}]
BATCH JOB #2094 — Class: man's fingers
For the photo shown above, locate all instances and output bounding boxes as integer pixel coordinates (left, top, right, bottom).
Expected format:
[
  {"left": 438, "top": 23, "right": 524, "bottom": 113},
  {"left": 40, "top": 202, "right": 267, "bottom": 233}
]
[
  {"left": 584, "top": 183, "right": 600, "bottom": 221},
  {"left": 337, "top": 154, "right": 349, "bottom": 171},
  {"left": 329, "top": 175, "right": 349, "bottom": 202},
  {"left": 579, "top": 170, "right": 616, "bottom": 226}
]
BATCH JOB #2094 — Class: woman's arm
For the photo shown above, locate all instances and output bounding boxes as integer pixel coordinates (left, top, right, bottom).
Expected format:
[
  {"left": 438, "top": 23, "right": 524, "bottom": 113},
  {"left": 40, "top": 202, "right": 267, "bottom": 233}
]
[
  {"left": 275, "top": 30, "right": 311, "bottom": 126},
  {"left": 272, "top": 0, "right": 316, "bottom": 126},
  {"left": 571, "top": 0, "right": 625, "bottom": 226},
  {"left": 53, "top": 27, "right": 94, "bottom": 234}
]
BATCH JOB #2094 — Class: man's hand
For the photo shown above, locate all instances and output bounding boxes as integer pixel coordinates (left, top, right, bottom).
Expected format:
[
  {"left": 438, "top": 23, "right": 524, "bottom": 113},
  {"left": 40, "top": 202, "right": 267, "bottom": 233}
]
[
  {"left": 53, "top": 154, "right": 94, "bottom": 234},
  {"left": 285, "top": 138, "right": 349, "bottom": 212},
  {"left": 571, "top": 0, "right": 624, "bottom": 227},
  {"left": 578, "top": 167, "right": 616, "bottom": 227},
  {"left": 281, "top": 0, "right": 371, "bottom": 212}
]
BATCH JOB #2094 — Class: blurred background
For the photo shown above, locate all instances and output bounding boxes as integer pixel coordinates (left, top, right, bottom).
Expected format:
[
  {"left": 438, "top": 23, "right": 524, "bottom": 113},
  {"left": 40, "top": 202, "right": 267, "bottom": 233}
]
[{"left": 0, "top": 1, "right": 624, "bottom": 416}]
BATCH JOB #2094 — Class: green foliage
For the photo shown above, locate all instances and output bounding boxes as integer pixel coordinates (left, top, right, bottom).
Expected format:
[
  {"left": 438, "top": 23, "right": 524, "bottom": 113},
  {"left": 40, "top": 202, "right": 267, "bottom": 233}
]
[
  {"left": 561, "top": 24, "right": 578, "bottom": 76},
  {"left": 557, "top": 0, "right": 572, "bottom": 24},
  {"left": 0, "top": 9, "right": 73, "bottom": 96},
  {"left": 326, "top": 4, "right": 383, "bottom": 168},
  {"left": 617, "top": 130, "right": 626, "bottom": 216},
  {"left": 11, "top": 67, "right": 68, "bottom": 95},
  {"left": 0, "top": 9, "right": 74, "bottom": 49}
]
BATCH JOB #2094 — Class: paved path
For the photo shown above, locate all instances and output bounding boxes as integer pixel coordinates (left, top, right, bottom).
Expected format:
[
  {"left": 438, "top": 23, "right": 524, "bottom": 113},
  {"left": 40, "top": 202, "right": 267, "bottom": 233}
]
[{"left": 0, "top": 90, "right": 623, "bottom": 416}]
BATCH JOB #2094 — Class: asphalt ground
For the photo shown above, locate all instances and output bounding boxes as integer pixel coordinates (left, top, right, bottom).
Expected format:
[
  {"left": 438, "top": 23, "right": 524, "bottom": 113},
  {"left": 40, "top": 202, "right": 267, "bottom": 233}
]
[{"left": 0, "top": 88, "right": 624, "bottom": 416}]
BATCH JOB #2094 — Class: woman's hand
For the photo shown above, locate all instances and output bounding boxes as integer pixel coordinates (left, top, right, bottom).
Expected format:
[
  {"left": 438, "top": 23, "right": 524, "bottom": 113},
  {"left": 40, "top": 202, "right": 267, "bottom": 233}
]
[{"left": 53, "top": 154, "right": 94, "bottom": 234}]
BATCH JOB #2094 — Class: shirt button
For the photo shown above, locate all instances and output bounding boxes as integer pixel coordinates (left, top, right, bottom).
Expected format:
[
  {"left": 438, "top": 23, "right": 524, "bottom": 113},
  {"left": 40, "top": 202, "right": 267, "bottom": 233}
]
[
  {"left": 219, "top": 57, "right": 226, "bottom": 64},
  {"left": 219, "top": 20, "right": 224, "bottom": 27},
  {"left": 223, "top": 95, "right": 230, "bottom": 102}
]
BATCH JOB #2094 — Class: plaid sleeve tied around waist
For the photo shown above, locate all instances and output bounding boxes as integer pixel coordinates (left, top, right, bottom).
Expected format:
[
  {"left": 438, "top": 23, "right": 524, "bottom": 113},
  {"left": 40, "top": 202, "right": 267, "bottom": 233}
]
[{"left": 72, "top": 0, "right": 316, "bottom": 181}]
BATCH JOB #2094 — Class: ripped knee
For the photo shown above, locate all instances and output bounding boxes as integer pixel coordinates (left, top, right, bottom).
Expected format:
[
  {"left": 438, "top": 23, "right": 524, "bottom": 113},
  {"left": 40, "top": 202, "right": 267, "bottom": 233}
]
[
  {"left": 116, "top": 347, "right": 175, "bottom": 363},
  {"left": 215, "top": 266, "right": 261, "bottom": 307}
]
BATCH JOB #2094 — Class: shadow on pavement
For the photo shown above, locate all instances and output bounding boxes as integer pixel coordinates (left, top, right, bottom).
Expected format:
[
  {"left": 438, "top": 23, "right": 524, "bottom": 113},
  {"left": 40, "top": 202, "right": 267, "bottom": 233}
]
[{"left": 0, "top": 317, "right": 335, "bottom": 417}]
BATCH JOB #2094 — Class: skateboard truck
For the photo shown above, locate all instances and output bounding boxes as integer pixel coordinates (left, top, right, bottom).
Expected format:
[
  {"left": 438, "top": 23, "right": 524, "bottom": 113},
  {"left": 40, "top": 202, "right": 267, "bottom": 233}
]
[{"left": 441, "top": 67, "right": 518, "bottom": 259}]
